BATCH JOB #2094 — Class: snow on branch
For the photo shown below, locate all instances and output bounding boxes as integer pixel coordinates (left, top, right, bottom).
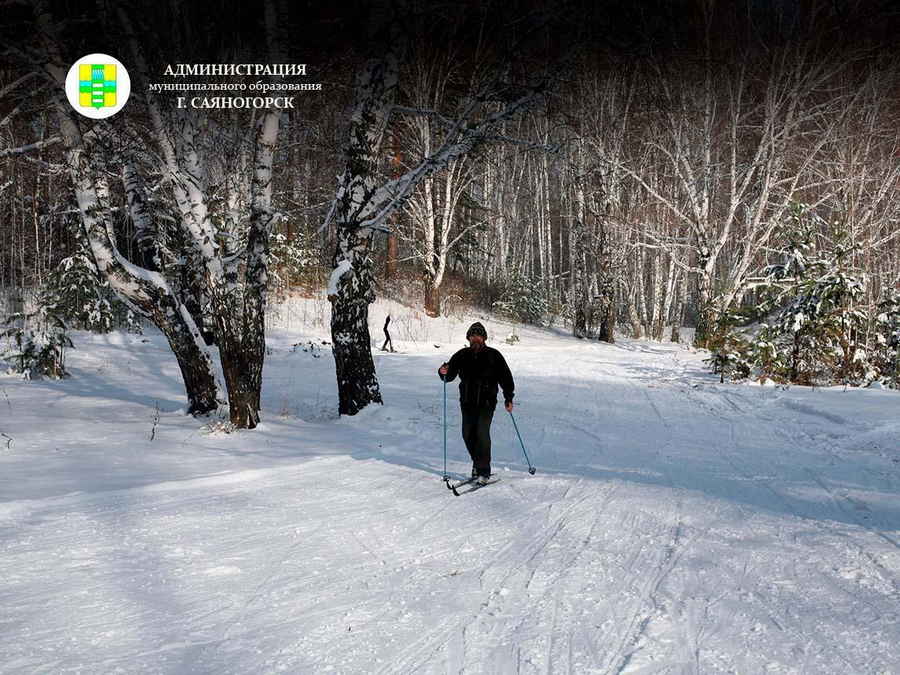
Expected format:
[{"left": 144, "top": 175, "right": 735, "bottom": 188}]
[
  {"left": 357, "top": 87, "right": 545, "bottom": 232},
  {"left": 0, "top": 136, "right": 62, "bottom": 158},
  {"left": 327, "top": 259, "right": 352, "bottom": 298}
]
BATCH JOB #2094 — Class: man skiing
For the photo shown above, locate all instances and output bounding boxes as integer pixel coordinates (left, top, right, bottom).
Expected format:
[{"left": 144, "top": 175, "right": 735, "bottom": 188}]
[{"left": 438, "top": 322, "right": 515, "bottom": 485}]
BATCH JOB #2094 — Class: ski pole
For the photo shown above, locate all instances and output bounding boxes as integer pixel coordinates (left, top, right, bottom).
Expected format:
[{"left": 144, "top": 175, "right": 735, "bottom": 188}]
[
  {"left": 442, "top": 377, "right": 449, "bottom": 481},
  {"left": 508, "top": 410, "right": 536, "bottom": 474}
]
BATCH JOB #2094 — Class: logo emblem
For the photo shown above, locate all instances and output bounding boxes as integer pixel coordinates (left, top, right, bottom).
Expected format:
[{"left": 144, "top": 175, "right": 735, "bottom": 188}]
[{"left": 65, "top": 53, "right": 131, "bottom": 119}]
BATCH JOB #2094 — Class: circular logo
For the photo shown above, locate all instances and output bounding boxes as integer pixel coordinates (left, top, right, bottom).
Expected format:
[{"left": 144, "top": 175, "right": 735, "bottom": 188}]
[{"left": 65, "top": 53, "right": 131, "bottom": 119}]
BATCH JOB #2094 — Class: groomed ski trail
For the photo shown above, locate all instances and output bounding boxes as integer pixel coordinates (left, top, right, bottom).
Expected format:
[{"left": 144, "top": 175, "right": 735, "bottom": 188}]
[{"left": 1, "top": 327, "right": 898, "bottom": 673}]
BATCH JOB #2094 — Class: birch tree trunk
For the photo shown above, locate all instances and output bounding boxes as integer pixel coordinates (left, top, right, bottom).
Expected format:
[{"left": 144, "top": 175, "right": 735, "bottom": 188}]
[
  {"left": 36, "top": 0, "right": 219, "bottom": 415},
  {"left": 56, "top": 109, "right": 219, "bottom": 413},
  {"left": 660, "top": 254, "right": 677, "bottom": 340},
  {"left": 671, "top": 269, "right": 687, "bottom": 343},
  {"left": 326, "top": 14, "right": 547, "bottom": 413},
  {"left": 571, "top": 148, "right": 588, "bottom": 338},
  {"left": 595, "top": 221, "right": 617, "bottom": 344},
  {"left": 650, "top": 251, "right": 662, "bottom": 340},
  {"left": 221, "top": 109, "right": 280, "bottom": 428},
  {"left": 121, "top": 1, "right": 285, "bottom": 427},
  {"left": 329, "top": 48, "right": 398, "bottom": 415}
]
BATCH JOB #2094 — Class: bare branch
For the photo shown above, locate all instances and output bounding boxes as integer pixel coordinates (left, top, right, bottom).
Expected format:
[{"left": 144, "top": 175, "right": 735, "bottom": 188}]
[{"left": 0, "top": 136, "right": 62, "bottom": 158}]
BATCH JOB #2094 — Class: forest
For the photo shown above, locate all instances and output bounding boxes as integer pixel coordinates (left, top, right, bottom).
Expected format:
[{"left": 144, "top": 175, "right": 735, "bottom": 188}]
[{"left": 1, "top": 0, "right": 899, "bottom": 426}]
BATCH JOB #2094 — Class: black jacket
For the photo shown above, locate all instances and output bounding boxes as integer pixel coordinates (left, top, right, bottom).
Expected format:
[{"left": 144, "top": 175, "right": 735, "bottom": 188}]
[{"left": 438, "top": 345, "right": 515, "bottom": 409}]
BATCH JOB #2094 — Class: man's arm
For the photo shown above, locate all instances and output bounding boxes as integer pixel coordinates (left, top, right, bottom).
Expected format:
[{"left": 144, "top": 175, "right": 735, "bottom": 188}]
[
  {"left": 438, "top": 350, "right": 461, "bottom": 382},
  {"left": 497, "top": 351, "right": 515, "bottom": 405}
]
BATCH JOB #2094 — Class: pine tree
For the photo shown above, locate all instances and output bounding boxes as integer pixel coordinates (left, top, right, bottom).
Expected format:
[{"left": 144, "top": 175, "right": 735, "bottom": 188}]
[
  {"left": 872, "top": 289, "right": 900, "bottom": 387},
  {"left": 40, "top": 243, "right": 139, "bottom": 333},
  {"left": 269, "top": 229, "right": 315, "bottom": 297},
  {"left": 1, "top": 308, "right": 73, "bottom": 380},
  {"left": 494, "top": 273, "right": 549, "bottom": 325},
  {"left": 704, "top": 310, "right": 753, "bottom": 382},
  {"left": 750, "top": 206, "right": 869, "bottom": 385},
  {"left": 1, "top": 241, "right": 140, "bottom": 380}
]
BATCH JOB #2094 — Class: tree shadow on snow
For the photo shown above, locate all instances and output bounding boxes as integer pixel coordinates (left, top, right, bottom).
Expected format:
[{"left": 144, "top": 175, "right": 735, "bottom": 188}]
[{"left": 363, "top": 350, "right": 900, "bottom": 536}]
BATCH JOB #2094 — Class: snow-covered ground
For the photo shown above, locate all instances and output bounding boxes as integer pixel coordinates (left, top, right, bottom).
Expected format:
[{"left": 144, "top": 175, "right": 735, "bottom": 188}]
[{"left": 1, "top": 299, "right": 898, "bottom": 674}]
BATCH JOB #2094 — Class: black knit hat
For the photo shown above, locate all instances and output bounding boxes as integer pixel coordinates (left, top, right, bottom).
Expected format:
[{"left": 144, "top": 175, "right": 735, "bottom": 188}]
[{"left": 466, "top": 322, "right": 487, "bottom": 340}]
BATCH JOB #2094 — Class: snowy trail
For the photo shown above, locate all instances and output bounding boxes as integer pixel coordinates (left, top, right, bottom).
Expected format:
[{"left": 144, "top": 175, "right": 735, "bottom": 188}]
[{"left": 1, "top": 325, "right": 898, "bottom": 673}]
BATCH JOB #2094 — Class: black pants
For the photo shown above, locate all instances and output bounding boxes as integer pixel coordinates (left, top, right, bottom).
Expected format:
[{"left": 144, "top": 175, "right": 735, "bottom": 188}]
[{"left": 461, "top": 405, "right": 495, "bottom": 477}]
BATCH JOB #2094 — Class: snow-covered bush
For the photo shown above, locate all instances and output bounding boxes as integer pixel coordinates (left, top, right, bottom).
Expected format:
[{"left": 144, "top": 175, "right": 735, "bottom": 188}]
[
  {"left": 708, "top": 206, "right": 878, "bottom": 387},
  {"left": 493, "top": 273, "right": 548, "bottom": 325},
  {"left": 41, "top": 245, "right": 139, "bottom": 333},
  {"left": 871, "top": 289, "right": 900, "bottom": 388},
  {"left": 0, "top": 243, "right": 142, "bottom": 378},
  {"left": 441, "top": 294, "right": 467, "bottom": 321},
  {"left": 269, "top": 230, "right": 317, "bottom": 294},
  {"left": 704, "top": 312, "right": 753, "bottom": 382},
  {"left": 758, "top": 230, "right": 867, "bottom": 385},
  {"left": 709, "top": 204, "right": 900, "bottom": 385},
  {"left": 1, "top": 309, "right": 73, "bottom": 380}
]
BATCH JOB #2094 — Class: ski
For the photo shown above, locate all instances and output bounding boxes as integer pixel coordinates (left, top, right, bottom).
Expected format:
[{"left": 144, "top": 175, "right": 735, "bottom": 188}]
[
  {"left": 452, "top": 477, "right": 500, "bottom": 496},
  {"left": 446, "top": 476, "right": 477, "bottom": 491}
]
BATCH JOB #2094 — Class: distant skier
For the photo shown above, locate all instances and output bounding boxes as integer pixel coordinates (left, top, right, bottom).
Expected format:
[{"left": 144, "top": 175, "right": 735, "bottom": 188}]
[
  {"left": 381, "top": 315, "right": 395, "bottom": 352},
  {"left": 438, "top": 322, "right": 515, "bottom": 484}
]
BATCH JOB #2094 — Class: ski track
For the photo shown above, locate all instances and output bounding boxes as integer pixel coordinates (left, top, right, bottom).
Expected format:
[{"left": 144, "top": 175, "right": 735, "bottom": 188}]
[
  {"left": 1, "top": 329, "right": 898, "bottom": 673},
  {"left": 666, "top": 384, "right": 832, "bottom": 673},
  {"left": 539, "top": 344, "right": 899, "bottom": 674},
  {"left": 599, "top": 372, "right": 695, "bottom": 675},
  {"left": 694, "top": 382, "right": 900, "bottom": 594},
  {"left": 661, "top": 378, "right": 899, "bottom": 673}
]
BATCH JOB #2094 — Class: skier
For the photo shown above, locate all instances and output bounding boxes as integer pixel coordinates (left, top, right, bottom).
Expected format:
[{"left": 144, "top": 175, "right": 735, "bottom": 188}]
[
  {"left": 438, "top": 321, "right": 515, "bottom": 485},
  {"left": 381, "top": 314, "right": 394, "bottom": 352}
]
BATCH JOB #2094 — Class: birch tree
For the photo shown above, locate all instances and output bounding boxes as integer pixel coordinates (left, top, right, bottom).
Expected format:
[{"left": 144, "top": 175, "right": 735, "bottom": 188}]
[
  {"left": 327, "top": 8, "right": 549, "bottom": 414},
  {"left": 118, "top": 3, "right": 285, "bottom": 428},
  {"left": 396, "top": 50, "right": 483, "bottom": 317},
  {"left": 30, "top": 0, "right": 220, "bottom": 414},
  {"left": 27, "top": 0, "right": 286, "bottom": 426},
  {"left": 624, "top": 40, "right": 853, "bottom": 347}
]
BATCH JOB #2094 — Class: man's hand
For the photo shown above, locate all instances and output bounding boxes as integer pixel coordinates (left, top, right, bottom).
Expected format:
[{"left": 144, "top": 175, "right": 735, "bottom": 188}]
[
  {"left": 439, "top": 363, "right": 449, "bottom": 376},
  {"left": 505, "top": 400, "right": 514, "bottom": 413}
]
